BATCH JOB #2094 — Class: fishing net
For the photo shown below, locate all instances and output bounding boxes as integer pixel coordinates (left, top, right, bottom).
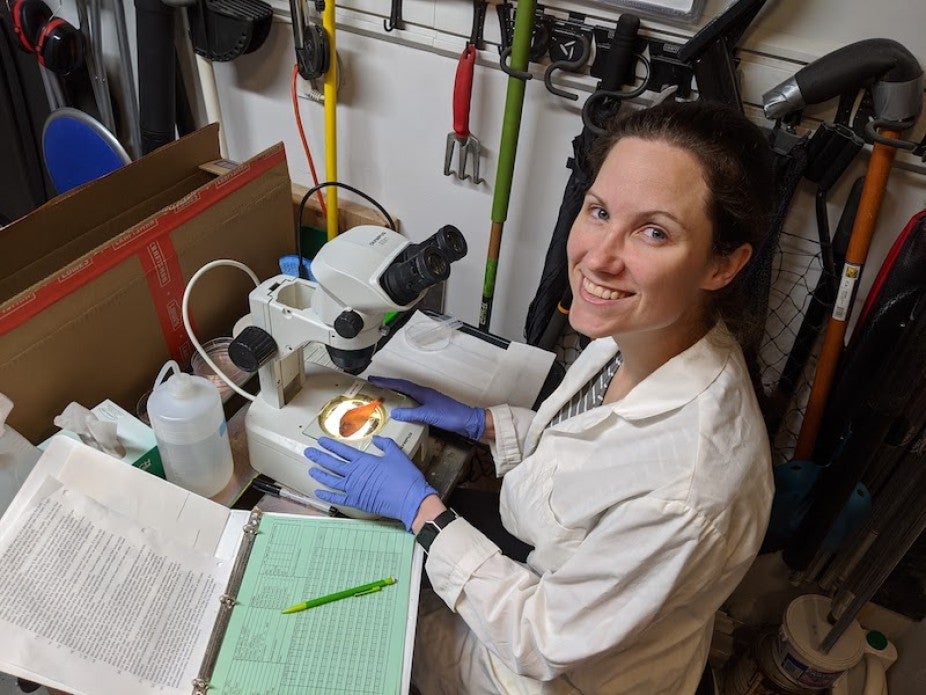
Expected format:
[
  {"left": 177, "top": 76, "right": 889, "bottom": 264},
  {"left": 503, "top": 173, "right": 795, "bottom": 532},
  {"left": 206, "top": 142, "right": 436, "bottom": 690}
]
[{"left": 756, "top": 217, "right": 829, "bottom": 464}]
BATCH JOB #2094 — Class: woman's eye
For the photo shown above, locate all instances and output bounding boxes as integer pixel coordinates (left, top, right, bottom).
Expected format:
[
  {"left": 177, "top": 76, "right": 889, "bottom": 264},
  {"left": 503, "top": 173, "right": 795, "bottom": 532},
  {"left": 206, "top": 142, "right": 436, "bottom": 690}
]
[
  {"left": 642, "top": 226, "right": 668, "bottom": 241},
  {"left": 590, "top": 205, "right": 609, "bottom": 220}
]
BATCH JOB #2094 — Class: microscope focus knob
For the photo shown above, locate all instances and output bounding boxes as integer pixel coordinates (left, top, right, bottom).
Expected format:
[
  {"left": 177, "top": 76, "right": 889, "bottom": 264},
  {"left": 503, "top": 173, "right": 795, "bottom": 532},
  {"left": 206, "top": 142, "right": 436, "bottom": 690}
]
[
  {"left": 228, "top": 325, "right": 277, "bottom": 373},
  {"left": 334, "top": 310, "right": 364, "bottom": 339}
]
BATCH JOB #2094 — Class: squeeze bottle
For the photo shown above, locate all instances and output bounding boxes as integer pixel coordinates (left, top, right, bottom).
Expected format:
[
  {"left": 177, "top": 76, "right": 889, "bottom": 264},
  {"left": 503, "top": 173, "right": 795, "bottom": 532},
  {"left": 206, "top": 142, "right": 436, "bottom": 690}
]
[{"left": 147, "top": 361, "right": 233, "bottom": 497}]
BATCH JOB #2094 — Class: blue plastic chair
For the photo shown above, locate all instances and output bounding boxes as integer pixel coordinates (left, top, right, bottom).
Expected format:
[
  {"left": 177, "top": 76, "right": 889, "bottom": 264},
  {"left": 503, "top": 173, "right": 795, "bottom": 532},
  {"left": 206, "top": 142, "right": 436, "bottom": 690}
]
[{"left": 42, "top": 107, "right": 131, "bottom": 194}]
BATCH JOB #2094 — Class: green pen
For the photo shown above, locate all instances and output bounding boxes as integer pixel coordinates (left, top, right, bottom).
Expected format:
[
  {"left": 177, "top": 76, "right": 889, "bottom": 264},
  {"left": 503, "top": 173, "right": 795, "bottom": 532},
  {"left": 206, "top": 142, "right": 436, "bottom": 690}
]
[{"left": 281, "top": 576, "right": 397, "bottom": 614}]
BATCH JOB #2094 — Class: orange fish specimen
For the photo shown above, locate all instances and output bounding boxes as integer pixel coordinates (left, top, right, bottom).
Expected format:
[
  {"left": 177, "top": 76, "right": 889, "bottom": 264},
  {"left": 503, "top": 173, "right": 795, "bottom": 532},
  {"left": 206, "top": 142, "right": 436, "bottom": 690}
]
[{"left": 339, "top": 399, "right": 384, "bottom": 437}]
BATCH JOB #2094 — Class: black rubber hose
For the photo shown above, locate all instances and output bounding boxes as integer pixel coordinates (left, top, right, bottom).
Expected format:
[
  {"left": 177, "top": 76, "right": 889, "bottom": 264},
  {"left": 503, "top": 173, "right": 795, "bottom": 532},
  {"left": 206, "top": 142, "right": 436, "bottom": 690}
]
[
  {"left": 135, "top": 0, "right": 176, "bottom": 154},
  {"left": 765, "top": 39, "right": 922, "bottom": 122},
  {"left": 798, "top": 39, "right": 921, "bottom": 103}
]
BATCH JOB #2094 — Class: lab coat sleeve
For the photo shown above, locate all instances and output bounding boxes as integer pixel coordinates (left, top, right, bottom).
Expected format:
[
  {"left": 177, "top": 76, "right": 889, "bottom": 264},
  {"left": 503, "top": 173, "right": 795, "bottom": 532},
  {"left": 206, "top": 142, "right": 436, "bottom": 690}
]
[
  {"left": 485, "top": 404, "right": 537, "bottom": 475},
  {"left": 425, "top": 496, "right": 727, "bottom": 681}
]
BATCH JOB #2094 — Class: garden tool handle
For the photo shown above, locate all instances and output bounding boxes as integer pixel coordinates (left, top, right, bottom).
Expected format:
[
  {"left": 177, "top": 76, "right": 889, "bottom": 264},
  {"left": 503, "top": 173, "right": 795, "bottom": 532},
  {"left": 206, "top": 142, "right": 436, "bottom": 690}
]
[
  {"left": 764, "top": 39, "right": 922, "bottom": 123},
  {"left": 453, "top": 44, "right": 477, "bottom": 139},
  {"left": 793, "top": 133, "right": 899, "bottom": 461}
]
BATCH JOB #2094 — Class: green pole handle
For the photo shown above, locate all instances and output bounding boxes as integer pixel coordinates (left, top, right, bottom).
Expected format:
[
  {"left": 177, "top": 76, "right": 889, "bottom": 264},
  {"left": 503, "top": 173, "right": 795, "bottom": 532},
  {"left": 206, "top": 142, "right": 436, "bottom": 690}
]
[{"left": 490, "top": 0, "right": 535, "bottom": 224}]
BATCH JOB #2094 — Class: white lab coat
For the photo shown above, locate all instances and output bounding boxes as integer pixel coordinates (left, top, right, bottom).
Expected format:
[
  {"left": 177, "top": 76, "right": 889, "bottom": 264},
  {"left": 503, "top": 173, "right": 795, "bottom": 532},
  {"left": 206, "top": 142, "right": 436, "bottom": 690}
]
[{"left": 412, "top": 323, "right": 773, "bottom": 694}]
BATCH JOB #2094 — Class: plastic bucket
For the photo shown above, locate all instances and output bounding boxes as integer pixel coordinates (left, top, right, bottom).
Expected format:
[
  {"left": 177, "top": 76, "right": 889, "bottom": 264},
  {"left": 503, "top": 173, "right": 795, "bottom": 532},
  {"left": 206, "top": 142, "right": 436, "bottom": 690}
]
[
  {"left": 724, "top": 631, "right": 815, "bottom": 695},
  {"left": 772, "top": 595, "right": 864, "bottom": 690}
]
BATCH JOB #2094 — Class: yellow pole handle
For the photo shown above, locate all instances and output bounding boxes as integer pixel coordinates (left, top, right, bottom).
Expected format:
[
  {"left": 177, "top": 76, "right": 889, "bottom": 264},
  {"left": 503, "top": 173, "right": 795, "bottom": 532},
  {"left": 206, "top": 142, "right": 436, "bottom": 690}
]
[{"left": 323, "top": 0, "right": 338, "bottom": 239}]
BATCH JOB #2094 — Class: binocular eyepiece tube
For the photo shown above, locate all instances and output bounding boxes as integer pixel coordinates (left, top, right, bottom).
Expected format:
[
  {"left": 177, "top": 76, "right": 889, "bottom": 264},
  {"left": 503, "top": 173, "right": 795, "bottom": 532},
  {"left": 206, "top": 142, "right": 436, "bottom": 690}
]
[{"left": 380, "top": 225, "right": 467, "bottom": 306}]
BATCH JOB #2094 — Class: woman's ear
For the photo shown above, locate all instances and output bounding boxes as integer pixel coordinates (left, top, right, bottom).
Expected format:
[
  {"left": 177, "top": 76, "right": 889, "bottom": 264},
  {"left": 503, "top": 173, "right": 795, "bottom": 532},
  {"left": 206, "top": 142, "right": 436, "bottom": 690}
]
[{"left": 702, "top": 243, "right": 753, "bottom": 291}]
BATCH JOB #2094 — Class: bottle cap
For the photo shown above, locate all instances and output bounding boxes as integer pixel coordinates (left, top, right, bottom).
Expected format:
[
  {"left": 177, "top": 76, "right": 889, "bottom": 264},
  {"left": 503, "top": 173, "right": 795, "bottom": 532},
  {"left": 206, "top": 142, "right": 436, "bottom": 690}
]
[
  {"left": 866, "top": 630, "right": 888, "bottom": 651},
  {"left": 165, "top": 372, "right": 195, "bottom": 399}
]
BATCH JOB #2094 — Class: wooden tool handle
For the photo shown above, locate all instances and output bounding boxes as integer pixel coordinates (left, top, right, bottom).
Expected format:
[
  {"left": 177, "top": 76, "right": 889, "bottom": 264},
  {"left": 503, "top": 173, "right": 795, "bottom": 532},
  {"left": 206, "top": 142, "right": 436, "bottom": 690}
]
[{"left": 793, "top": 135, "right": 899, "bottom": 460}]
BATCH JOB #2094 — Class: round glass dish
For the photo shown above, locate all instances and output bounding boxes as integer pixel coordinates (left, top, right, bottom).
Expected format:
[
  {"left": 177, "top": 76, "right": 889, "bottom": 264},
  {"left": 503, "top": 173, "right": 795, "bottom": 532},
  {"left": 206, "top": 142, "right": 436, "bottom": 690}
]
[
  {"left": 318, "top": 395, "right": 387, "bottom": 441},
  {"left": 191, "top": 337, "right": 251, "bottom": 403}
]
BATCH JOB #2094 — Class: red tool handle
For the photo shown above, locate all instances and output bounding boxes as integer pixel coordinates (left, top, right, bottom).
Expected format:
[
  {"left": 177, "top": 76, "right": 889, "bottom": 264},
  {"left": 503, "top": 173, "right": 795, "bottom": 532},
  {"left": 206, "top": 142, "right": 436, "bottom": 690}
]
[{"left": 453, "top": 44, "right": 476, "bottom": 139}]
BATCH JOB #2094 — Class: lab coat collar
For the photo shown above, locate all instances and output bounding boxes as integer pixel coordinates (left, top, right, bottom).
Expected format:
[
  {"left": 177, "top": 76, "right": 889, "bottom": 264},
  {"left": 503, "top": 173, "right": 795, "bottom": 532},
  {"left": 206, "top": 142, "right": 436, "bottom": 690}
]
[
  {"left": 539, "top": 323, "right": 735, "bottom": 429},
  {"left": 613, "top": 322, "right": 735, "bottom": 421}
]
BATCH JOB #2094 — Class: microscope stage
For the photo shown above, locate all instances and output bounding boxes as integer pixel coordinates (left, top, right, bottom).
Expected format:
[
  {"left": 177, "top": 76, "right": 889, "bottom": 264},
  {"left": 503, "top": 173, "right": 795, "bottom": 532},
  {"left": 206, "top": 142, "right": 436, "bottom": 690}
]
[{"left": 245, "top": 363, "right": 428, "bottom": 518}]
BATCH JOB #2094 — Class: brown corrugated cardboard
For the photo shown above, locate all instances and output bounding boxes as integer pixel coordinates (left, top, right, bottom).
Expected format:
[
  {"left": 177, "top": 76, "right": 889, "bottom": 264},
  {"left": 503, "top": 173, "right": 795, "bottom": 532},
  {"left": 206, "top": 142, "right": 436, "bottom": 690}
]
[{"left": 0, "top": 125, "right": 294, "bottom": 442}]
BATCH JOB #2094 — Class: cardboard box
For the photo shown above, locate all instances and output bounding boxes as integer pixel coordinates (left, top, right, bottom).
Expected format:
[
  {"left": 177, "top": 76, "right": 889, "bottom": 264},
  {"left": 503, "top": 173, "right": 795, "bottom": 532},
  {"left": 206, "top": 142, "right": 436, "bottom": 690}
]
[
  {"left": 0, "top": 125, "right": 294, "bottom": 442},
  {"left": 38, "top": 399, "right": 164, "bottom": 478}
]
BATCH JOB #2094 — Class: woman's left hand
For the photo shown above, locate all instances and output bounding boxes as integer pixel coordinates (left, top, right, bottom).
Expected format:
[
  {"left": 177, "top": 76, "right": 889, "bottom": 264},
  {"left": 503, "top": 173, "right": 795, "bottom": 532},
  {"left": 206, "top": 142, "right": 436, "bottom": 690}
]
[{"left": 305, "top": 436, "right": 437, "bottom": 531}]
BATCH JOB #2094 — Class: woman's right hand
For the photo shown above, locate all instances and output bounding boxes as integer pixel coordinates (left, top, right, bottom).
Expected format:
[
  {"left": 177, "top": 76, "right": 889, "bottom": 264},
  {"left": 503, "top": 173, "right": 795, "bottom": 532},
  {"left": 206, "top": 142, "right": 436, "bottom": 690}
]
[{"left": 369, "top": 376, "right": 486, "bottom": 440}]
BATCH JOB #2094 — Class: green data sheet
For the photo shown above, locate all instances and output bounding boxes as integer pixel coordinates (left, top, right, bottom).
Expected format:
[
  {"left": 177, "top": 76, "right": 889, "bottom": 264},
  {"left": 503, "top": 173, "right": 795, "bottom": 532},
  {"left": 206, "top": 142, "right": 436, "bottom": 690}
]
[{"left": 208, "top": 515, "right": 417, "bottom": 694}]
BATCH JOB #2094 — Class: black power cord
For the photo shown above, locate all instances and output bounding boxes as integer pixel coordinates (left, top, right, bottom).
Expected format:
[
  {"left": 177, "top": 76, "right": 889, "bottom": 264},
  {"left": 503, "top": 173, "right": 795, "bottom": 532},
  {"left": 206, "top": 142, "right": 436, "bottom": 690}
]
[{"left": 295, "top": 181, "right": 397, "bottom": 279}]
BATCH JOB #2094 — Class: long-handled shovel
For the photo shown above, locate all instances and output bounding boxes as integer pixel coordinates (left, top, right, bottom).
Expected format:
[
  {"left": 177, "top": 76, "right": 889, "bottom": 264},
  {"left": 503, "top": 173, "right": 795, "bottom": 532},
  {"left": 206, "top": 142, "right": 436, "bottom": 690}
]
[{"left": 478, "top": 0, "right": 535, "bottom": 331}]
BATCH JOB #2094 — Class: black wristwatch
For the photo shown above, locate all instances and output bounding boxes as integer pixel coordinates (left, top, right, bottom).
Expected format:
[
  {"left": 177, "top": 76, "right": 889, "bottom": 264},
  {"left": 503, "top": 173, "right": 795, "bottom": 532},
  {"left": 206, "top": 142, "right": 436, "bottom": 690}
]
[{"left": 415, "top": 509, "right": 459, "bottom": 554}]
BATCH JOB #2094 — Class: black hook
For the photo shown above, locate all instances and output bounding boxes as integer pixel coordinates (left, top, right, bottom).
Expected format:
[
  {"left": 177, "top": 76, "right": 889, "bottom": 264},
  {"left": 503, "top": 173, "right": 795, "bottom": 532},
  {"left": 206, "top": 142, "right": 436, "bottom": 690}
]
[
  {"left": 580, "top": 54, "right": 650, "bottom": 135},
  {"left": 543, "top": 33, "right": 591, "bottom": 101},
  {"left": 496, "top": 1, "right": 512, "bottom": 53},
  {"left": 495, "top": 2, "right": 551, "bottom": 61},
  {"left": 499, "top": 46, "right": 533, "bottom": 81},
  {"left": 384, "top": 0, "right": 403, "bottom": 32},
  {"left": 470, "top": 0, "right": 487, "bottom": 51}
]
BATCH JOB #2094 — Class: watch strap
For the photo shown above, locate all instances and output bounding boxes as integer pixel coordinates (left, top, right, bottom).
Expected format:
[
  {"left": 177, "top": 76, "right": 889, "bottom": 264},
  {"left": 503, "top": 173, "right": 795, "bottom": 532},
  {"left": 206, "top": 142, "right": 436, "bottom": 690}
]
[{"left": 415, "top": 509, "right": 459, "bottom": 553}]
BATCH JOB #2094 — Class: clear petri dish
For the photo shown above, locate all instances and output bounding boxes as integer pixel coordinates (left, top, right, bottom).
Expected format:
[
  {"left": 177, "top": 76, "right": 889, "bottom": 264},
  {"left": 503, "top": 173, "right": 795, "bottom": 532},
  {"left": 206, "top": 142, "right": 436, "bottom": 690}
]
[
  {"left": 191, "top": 337, "right": 251, "bottom": 402},
  {"left": 317, "top": 395, "right": 387, "bottom": 441},
  {"left": 405, "top": 317, "right": 460, "bottom": 351}
]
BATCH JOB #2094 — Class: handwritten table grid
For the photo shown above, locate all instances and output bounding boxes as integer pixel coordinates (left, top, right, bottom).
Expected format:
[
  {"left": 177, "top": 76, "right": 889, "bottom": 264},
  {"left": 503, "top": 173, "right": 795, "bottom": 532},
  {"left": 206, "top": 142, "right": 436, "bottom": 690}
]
[{"left": 209, "top": 516, "right": 415, "bottom": 694}]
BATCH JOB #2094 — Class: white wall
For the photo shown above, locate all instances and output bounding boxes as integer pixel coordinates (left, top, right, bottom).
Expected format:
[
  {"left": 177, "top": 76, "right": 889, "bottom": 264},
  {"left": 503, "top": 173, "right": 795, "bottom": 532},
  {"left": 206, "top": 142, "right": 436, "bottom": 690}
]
[{"left": 209, "top": 0, "right": 926, "bottom": 341}]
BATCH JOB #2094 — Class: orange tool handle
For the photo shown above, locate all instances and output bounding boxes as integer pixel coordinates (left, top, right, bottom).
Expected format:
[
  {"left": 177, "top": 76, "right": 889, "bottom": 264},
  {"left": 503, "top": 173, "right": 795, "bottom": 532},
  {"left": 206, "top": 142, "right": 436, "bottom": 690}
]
[
  {"left": 453, "top": 44, "right": 477, "bottom": 139},
  {"left": 793, "top": 134, "right": 899, "bottom": 460}
]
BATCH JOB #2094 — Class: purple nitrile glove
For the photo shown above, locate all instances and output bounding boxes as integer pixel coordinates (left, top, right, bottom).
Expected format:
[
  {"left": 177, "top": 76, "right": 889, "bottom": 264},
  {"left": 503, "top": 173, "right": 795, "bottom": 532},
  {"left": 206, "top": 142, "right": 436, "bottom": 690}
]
[
  {"left": 368, "top": 376, "right": 486, "bottom": 440},
  {"left": 305, "top": 435, "right": 437, "bottom": 531}
]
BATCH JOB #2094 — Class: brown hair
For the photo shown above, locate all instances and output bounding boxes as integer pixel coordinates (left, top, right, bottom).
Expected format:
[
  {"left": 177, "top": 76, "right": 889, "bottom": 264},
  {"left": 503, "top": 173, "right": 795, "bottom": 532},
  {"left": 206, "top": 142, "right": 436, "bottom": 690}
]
[{"left": 588, "top": 100, "right": 776, "bottom": 347}]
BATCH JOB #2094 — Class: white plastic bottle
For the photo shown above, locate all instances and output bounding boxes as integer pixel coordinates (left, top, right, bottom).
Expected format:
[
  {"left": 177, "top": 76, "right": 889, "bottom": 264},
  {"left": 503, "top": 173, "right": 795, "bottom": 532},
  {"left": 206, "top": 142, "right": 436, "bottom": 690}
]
[{"left": 147, "top": 361, "right": 233, "bottom": 497}]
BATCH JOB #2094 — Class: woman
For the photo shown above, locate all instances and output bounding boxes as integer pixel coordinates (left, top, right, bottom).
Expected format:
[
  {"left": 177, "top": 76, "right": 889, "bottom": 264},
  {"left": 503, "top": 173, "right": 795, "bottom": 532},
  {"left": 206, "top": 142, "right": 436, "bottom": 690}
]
[{"left": 305, "top": 99, "right": 776, "bottom": 694}]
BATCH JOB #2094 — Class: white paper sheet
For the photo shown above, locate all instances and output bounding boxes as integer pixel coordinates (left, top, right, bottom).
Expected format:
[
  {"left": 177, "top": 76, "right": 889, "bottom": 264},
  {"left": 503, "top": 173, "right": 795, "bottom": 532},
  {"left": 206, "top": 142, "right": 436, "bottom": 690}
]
[
  {"left": 1, "top": 438, "right": 230, "bottom": 556},
  {"left": 362, "top": 312, "right": 555, "bottom": 409},
  {"left": 0, "top": 452, "right": 233, "bottom": 695}
]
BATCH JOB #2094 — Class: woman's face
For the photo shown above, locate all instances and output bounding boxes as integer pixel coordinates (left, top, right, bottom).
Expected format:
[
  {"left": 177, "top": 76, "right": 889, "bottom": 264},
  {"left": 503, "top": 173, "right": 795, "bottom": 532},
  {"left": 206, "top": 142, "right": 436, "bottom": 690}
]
[{"left": 567, "top": 137, "right": 745, "bottom": 346}]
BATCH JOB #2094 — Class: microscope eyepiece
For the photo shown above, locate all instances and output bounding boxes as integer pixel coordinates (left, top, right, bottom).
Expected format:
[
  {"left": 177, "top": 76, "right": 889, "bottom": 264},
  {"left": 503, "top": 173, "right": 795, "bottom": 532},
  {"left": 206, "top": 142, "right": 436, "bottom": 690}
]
[
  {"left": 380, "top": 246, "right": 450, "bottom": 305},
  {"left": 379, "top": 224, "right": 468, "bottom": 306},
  {"left": 432, "top": 225, "right": 467, "bottom": 262}
]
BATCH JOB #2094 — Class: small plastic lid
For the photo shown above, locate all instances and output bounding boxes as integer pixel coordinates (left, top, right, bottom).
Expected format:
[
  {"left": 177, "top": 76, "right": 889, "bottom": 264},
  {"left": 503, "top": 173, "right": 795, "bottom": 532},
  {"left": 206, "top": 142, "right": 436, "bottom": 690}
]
[
  {"left": 782, "top": 595, "right": 864, "bottom": 671},
  {"left": 866, "top": 630, "right": 888, "bottom": 651},
  {"left": 166, "top": 372, "right": 196, "bottom": 398}
]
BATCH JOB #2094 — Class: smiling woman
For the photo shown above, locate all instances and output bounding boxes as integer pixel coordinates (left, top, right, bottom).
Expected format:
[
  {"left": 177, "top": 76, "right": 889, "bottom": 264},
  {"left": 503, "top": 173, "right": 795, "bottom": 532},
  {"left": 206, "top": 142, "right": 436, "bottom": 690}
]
[
  {"left": 304, "top": 100, "right": 778, "bottom": 694},
  {"left": 582, "top": 101, "right": 776, "bottom": 354},
  {"left": 566, "top": 103, "right": 773, "bottom": 401}
]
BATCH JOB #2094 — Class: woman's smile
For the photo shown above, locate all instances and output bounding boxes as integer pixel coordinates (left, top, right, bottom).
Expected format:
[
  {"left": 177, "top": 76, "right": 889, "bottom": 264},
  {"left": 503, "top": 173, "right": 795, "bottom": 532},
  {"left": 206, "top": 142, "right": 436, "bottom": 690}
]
[{"left": 580, "top": 274, "right": 634, "bottom": 302}]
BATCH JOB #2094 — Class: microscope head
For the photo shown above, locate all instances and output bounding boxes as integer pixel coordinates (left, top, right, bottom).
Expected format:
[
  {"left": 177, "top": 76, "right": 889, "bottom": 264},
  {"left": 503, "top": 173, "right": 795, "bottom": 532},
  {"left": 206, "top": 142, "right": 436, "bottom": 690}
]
[
  {"left": 232, "top": 225, "right": 468, "bottom": 382},
  {"left": 310, "top": 224, "right": 467, "bottom": 373}
]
